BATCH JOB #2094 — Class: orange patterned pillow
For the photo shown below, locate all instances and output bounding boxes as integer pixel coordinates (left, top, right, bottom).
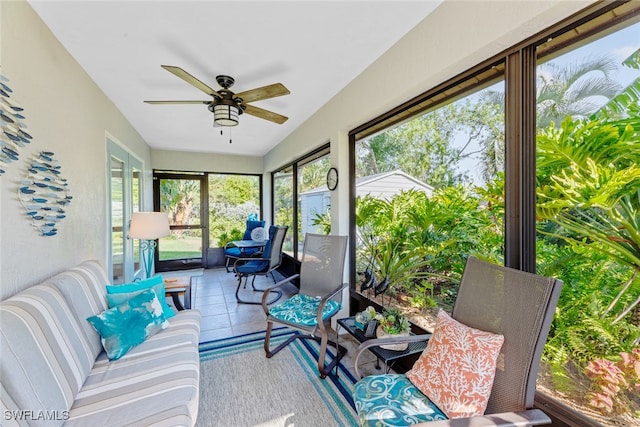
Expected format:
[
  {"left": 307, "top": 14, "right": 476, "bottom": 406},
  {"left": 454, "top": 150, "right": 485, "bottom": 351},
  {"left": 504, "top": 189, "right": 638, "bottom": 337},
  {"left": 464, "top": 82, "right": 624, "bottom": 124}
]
[{"left": 405, "top": 309, "right": 504, "bottom": 418}]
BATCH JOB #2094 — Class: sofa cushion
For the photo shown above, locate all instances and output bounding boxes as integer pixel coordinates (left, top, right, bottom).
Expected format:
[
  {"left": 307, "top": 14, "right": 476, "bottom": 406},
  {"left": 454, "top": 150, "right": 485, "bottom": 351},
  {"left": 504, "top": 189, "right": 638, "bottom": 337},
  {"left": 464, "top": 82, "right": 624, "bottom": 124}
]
[
  {"left": 87, "top": 289, "right": 169, "bottom": 360},
  {"left": 48, "top": 260, "right": 110, "bottom": 360},
  {"left": 65, "top": 310, "right": 201, "bottom": 426},
  {"left": 0, "top": 284, "right": 95, "bottom": 426}
]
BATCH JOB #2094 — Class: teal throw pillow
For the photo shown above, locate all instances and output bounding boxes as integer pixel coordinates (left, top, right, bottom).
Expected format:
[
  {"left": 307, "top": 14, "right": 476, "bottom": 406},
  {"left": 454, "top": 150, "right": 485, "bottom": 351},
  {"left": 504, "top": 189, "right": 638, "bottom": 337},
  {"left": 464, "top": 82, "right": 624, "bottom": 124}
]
[
  {"left": 106, "top": 276, "right": 175, "bottom": 318},
  {"left": 87, "top": 289, "right": 169, "bottom": 360}
]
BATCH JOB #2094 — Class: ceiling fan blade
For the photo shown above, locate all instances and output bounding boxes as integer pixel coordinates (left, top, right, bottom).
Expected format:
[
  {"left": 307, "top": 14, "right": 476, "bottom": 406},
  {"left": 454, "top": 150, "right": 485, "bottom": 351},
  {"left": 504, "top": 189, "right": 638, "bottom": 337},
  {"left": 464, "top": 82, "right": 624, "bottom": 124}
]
[
  {"left": 161, "top": 65, "right": 220, "bottom": 97},
  {"left": 144, "top": 100, "right": 210, "bottom": 104},
  {"left": 236, "top": 83, "right": 290, "bottom": 104},
  {"left": 244, "top": 104, "right": 288, "bottom": 124}
]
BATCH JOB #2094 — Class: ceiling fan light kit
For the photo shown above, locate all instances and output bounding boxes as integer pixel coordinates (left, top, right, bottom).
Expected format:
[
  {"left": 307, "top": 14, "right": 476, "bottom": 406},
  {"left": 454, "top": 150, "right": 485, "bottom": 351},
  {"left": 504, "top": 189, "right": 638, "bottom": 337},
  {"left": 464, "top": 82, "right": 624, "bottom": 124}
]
[
  {"left": 213, "top": 104, "right": 239, "bottom": 126},
  {"left": 145, "top": 66, "right": 290, "bottom": 129}
]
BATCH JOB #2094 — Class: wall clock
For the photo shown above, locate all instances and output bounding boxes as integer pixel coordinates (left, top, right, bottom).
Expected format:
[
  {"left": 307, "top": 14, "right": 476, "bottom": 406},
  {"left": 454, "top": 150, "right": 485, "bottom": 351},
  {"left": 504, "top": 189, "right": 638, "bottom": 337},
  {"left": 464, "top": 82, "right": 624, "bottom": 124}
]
[{"left": 326, "top": 167, "right": 338, "bottom": 191}]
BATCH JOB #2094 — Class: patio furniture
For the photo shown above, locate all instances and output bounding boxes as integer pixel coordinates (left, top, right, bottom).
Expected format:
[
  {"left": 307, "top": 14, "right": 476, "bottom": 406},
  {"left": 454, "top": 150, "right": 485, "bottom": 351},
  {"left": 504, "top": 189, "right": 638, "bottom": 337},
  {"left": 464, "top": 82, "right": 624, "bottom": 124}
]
[
  {"left": 163, "top": 276, "right": 192, "bottom": 310},
  {"left": 261, "top": 233, "right": 349, "bottom": 378},
  {"left": 337, "top": 316, "right": 428, "bottom": 373},
  {"left": 233, "top": 225, "right": 288, "bottom": 305},
  {"left": 224, "top": 219, "right": 265, "bottom": 272},
  {"left": 352, "top": 256, "right": 563, "bottom": 426}
]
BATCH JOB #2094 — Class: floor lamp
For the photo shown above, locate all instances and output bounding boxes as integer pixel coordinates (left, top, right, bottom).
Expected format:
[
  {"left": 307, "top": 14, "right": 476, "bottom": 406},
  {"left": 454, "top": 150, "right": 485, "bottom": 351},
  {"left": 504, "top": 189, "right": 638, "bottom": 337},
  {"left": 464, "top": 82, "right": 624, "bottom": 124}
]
[{"left": 128, "top": 212, "right": 170, "bottom": 279}]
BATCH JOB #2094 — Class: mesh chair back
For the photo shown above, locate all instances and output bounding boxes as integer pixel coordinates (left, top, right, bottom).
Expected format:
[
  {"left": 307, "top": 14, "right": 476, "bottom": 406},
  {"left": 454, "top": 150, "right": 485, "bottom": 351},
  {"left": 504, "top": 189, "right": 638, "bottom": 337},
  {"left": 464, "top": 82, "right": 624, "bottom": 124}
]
[
  {"left": 451, "top": 256, "right": 562, "bottom": 414},
  {"left": 266, "top": 226, "right": 288, "bottom": 271},
  {"left": 299, "top": 234, "right": 348, "bottom": 297}
]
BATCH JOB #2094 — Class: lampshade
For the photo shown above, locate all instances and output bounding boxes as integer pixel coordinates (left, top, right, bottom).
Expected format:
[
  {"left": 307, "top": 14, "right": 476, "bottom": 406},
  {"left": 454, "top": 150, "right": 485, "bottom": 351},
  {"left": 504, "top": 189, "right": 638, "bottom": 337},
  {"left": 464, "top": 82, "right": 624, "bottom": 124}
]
[
  {"left": 129, "top": 212, "right": 170, "bottom": 240},
  {"left": 213, "top": 104, "right": 239, "bottom": 126}
]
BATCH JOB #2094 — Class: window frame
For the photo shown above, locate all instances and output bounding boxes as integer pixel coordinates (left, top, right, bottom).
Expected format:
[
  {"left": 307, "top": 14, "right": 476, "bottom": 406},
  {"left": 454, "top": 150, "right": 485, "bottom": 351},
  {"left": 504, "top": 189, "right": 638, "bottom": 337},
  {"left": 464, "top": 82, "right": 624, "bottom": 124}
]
[
  {"left": 346, "top": 2, "right": 639, "bottom": 425},
  {"left": 349, "top": 0, "right": 640, "bottom": 281},
  {"left": 152, "top": 169, "right": 263, "bottom": 270},
  {"left": 271, "top": 143, "right": 331, "bottom": 260}
]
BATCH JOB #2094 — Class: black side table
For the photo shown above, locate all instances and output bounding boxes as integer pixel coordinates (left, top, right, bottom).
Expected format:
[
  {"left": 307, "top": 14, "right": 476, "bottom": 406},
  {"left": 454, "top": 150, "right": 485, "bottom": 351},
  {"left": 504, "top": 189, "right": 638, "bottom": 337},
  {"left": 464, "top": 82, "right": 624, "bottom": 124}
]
[{"left": 337, "top": 316, "right": 428, "bottom": 373}]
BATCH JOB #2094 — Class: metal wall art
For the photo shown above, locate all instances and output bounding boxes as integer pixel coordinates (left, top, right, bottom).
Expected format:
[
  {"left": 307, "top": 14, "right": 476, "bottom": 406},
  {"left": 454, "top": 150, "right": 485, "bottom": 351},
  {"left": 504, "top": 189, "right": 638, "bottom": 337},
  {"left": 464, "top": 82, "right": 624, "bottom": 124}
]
[
  {"left": 0, "top": 75, "right": 32, "bottom": 175},
  {"left": 19, "top": 152, "right": 72, "bottom": 236}
]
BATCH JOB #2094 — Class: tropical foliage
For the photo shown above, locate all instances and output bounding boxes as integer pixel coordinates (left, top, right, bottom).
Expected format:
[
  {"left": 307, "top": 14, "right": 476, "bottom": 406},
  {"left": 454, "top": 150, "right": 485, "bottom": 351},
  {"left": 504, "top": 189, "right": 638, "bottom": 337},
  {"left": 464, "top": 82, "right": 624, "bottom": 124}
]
[{"left": 354, "top": 47, "right": 640, "bottom": 419}]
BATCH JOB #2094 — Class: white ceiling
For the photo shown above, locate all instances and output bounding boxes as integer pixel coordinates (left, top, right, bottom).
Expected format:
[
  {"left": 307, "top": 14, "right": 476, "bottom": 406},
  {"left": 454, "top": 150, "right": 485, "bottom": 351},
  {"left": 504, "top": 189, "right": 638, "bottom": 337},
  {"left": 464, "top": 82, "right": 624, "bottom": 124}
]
[{"left": 28, "top": 1, "right": 442, "bottom": 157}]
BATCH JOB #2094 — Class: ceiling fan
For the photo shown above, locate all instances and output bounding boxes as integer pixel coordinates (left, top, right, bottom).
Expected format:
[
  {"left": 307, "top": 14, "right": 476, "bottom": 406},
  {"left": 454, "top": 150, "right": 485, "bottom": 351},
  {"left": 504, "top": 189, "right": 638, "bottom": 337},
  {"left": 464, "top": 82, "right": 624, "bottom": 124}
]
[{"left": 145, "top": 65, "right": 290, "bottom": 127}]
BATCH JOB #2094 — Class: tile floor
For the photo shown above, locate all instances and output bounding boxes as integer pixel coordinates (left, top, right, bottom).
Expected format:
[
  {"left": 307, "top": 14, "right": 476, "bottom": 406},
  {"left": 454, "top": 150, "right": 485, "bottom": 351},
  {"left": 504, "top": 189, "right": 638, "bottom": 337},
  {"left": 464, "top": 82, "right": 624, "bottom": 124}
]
[{"left": 179, "top": 267, "right": 386, "bottom": 378}]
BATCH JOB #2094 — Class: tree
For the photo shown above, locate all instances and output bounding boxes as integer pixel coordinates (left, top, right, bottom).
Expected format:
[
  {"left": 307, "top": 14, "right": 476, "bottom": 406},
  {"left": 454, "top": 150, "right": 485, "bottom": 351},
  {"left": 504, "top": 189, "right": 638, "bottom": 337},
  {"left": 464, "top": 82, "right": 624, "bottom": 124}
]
[
  {"left": 537, "top": 56, "right": 622, "bottom": 127},
  {"left": 159, "top": 179, "right": 200, "bottom": 237},
  {"left": 356, "top": 99, "right": 504, "bottom": 188}
]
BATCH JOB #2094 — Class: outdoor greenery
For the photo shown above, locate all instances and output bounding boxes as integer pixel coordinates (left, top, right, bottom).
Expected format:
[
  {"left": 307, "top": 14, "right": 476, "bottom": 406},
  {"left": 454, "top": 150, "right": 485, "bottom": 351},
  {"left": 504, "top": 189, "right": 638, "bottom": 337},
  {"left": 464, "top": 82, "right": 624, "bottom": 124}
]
[
  {"left": 355, "top": 48, "right": 640, "bottom": 419},
  {"left": 208, "top": 175, "right": 260, "bottom": 247}
]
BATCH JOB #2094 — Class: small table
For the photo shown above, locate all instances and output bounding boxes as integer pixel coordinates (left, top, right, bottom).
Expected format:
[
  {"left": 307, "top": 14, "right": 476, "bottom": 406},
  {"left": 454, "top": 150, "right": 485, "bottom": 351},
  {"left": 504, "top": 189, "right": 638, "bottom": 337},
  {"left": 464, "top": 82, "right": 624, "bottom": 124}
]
[
  {"left": 163, "top": 276, "right": 192, "bottom": 311},
  {"left": 337, "top": 316, "right": 428, "bottom": 373},
  {"left": 230, "top": 239, "right": 267, "bottom": 252}
]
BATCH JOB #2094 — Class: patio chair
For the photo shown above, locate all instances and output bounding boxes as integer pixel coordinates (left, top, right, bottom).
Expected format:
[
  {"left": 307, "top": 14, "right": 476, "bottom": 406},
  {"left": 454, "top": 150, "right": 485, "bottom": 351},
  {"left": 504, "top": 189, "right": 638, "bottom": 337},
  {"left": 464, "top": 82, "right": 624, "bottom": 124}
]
[
  {"left": 224, "top": 219, "right": 265, "bottom": 272},
  {"left": 352, "top": 255, "right": 563, "bottom": 426},
  {"left": 261, "top": 233, "right": 349, "bottom": 379},
  {"left": 233, "top": 225, "right": 288, "bottom": 305}
]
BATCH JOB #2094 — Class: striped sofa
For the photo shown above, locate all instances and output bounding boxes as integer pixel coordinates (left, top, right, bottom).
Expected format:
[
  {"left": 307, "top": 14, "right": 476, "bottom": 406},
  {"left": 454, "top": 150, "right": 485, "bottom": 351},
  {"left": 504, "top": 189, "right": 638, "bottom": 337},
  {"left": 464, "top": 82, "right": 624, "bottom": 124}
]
[{"left": 0, "top": 261, "right": 201, "bottom": 426}]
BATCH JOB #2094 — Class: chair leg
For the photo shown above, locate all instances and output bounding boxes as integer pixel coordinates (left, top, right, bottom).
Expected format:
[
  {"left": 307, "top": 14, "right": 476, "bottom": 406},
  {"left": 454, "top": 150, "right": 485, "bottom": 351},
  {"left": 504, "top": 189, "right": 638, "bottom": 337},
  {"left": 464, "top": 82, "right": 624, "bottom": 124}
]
[
  {"left": 314, "top": 333, "right": 347, "bottom": 379},
  {"left": 264, "top": 321, "right": 298, "bottom": 358},
  {"left": 236, "top": 274, "right": 282, "bottom": 305},
  {"left": 263, "top": 328, "right": 347, "bottom": 379}
]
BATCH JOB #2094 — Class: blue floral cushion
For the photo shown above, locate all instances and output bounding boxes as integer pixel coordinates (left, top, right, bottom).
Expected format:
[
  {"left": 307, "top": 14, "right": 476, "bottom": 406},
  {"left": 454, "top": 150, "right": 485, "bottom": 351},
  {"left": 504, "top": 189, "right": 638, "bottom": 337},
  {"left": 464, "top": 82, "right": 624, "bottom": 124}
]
[
  {"left": 87, "top": 289, "right": 169, "bottom": 360},
  {"left": 353, "top": 374, "right": 448, "bottom": 426},
  {"left": 106, "top": 275, "right": 175, "bottom": 318},
  {"left": 268, "top": 294, "right": 341, "bottom": 326}
]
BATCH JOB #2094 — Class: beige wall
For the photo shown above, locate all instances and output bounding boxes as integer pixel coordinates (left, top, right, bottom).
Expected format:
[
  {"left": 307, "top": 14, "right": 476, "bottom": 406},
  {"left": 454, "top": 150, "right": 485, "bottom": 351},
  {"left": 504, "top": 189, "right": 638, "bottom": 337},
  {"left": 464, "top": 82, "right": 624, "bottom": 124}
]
[
  {"left": 152, "top": 150, "right": 262, "bottom": 174},
  {"left": 0, "top": 1, "right": 150, "bottom": 299}
]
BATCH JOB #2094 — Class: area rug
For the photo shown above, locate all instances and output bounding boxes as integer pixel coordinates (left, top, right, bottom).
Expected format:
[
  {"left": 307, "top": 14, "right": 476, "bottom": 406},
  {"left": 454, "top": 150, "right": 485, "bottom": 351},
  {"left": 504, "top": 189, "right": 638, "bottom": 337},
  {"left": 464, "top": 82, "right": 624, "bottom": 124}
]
[{"left": 196, "top": 328, "right": 358, "bottom": 427}]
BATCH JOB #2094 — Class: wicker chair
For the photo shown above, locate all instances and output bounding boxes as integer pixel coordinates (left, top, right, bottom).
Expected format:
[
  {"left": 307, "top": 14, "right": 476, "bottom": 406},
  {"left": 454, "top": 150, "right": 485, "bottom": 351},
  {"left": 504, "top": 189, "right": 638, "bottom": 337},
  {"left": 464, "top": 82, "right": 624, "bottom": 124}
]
[
  {"left": 352, "top": 256, "right": 563, "bottom": 426},
  {"left": 261, "top": 233, "right": 348, "bottom": 378}
]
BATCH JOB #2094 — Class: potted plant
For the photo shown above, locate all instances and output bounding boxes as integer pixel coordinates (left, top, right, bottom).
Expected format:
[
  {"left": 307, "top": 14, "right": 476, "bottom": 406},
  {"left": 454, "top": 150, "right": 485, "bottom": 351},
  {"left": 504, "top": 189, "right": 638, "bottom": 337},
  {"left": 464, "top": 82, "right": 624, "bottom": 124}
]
[
  {"left": 375, "top": 307, "right": 411, "bottom": 351},
  {"left": 354, "top": 306, "right": 378, "bottom": 330}
]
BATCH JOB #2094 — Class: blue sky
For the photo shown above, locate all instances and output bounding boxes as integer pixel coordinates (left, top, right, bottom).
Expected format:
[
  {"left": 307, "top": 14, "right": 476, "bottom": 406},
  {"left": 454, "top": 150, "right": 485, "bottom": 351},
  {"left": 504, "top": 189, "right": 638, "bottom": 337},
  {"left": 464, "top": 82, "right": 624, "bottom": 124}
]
[
  {"left": 541, "top": 21, "right": 640, "bottom": 88},
  {"left": 457, "top": 21, "right": 639, "bottom": 186}
]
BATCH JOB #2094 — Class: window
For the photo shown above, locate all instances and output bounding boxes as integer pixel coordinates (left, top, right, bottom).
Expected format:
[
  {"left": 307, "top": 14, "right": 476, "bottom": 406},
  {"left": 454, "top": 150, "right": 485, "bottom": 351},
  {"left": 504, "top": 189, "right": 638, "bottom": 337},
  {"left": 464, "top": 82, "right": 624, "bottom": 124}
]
[
  {"left": 534, "top": 17, "right": 640, "bottom": 422},
  {"left": 153, "top": 170, "right": 262, "bottom": 270},
  {"left": 353, "top": 75, "right": 506, "bottom": 330},
  {"left": 348, "top": 3, "right": 639, "bottom": 425},
  {"left": 272, "top": 144, "right": 330, "bottom": 259},
  {"left": 208, "top": 173, "right": 261, "bottom": 247}
]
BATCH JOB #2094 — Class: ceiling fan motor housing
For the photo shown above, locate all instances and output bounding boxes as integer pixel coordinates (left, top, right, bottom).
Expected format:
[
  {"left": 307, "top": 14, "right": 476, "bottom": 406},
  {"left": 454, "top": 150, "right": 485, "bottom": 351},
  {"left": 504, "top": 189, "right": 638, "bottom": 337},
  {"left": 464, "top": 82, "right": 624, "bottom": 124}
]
[{"left": 216, "top": 75, "right": 235, "bottom": 89}]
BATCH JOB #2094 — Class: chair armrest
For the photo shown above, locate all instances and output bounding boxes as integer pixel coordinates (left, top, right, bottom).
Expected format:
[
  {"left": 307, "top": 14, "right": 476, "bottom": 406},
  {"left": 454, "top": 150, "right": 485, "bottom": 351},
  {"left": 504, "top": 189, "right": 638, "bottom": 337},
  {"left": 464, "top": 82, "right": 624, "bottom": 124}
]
[
  {"left": 413, "top": 409, "right": 551, "bottom": 427},
  {"left": 315, "top": 282, "right": 350, "bottom": 327},
  {"left": 354, "top": 334, "right": 432, "bottom": 378},
  {"left": 261, "top": 274, "right": 301, "bottom": 314}
]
